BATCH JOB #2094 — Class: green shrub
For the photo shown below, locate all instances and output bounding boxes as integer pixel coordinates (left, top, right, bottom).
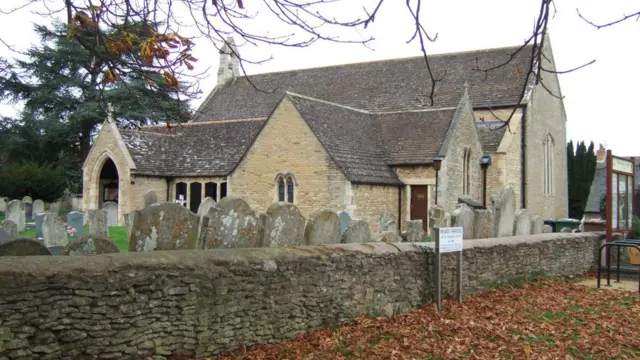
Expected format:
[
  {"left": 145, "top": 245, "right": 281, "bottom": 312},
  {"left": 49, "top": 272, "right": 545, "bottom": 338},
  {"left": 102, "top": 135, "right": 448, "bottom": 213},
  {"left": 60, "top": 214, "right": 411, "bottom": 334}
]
[
  {"left": 632, "top": 216, "right": 640, "bottom": 239},
  {"left": 0, "top": 161, "right": 67, "bottom": 202}
]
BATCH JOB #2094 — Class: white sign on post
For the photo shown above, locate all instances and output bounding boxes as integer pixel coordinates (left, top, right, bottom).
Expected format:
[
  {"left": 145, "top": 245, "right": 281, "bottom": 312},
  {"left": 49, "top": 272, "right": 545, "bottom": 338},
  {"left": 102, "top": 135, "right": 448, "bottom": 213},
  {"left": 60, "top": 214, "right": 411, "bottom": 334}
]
[{"left": 439, "top": 227, "right": 463, "bottom": 253}]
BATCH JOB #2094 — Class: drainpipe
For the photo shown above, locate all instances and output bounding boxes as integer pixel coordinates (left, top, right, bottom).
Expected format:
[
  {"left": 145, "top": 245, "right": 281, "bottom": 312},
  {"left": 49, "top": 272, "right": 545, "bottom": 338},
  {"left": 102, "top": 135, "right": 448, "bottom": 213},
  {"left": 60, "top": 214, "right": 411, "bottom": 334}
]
[
  {"left": 521, "top": 105, "right": 527, "bottom": 209},
  {"left": 480, "top": 155, "right": 492, "bottom": 209},
  {"left": 397, "top": 185, "right": 402, "bottom": 232}
]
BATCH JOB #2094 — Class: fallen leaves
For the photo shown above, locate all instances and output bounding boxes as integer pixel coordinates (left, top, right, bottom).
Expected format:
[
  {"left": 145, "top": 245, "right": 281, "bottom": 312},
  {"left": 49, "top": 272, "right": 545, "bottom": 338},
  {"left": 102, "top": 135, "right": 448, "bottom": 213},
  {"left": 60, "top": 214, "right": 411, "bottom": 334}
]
[{"left": 214, "top": 277, "right": 639, "bottom": 360}]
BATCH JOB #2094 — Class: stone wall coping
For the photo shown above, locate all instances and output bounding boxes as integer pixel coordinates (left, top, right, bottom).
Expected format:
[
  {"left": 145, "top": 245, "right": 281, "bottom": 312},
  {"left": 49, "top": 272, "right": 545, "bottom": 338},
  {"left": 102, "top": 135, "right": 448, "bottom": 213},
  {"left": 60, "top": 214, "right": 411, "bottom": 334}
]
[{"left": 0, "top": 233, "right": 603, "bottom": 279}]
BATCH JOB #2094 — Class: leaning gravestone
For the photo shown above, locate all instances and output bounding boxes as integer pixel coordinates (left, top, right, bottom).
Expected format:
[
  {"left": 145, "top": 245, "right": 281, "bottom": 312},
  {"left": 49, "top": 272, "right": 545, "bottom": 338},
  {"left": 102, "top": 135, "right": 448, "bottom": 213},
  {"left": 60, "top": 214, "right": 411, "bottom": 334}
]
[
  {"left": 64, "top": 234, "right": 120, "bottom": 256},
  {"left": 402, "top": 220, "right": 425, "bottom": 242},
  {"left": 304, "top": 209, "right": 341, "bottom": 245},
  {"left": 337, "top": 211, "right": 351, "bottom": 234},
  {"left": 43, "top": 213, "right": 68, "bottom": 247},
  {"left": 263, "top": 202, "right": 306, "bottom": 247},
  {"left": 143, "top": 190, "right": 159, "bottom": 208},
  {"left": 197, "top": 197, "right": 216, "bottom": 240},
  {"left": 1, "top": 220, "right": 18, "bottom": 240},
  {"left": 35, "top": 213, "right": 46, "bottom": 239},
  {"left": 103, "top": 202, "right": 118, "bottom": 226},
  {"left": 542, "top": 224, "right": 553, "bottom": 233},
  {"left": 451, "top": 204, "right": 475, "bottom": 240},
  {"left": 491, "top": 187, "right": 516, "bottom": 237},
  {"left": 513, "top": 209, "right": 532, "bottom": 236},
  {"left": 0, "top": 238, "right": 52, "bottom": 256},
  {"left": 376, "top": 230, "right": 403, "bottom": 243},
  {"left": 66, "top": 211, "right": 84, "bottom": 239},
  {"left": 341, "top": 220, "right": 371, "bottom": 243},
  {"left": 129, "top": 202, "right": 200, "bottom": 252},
  {"left": 378, "top": 212, "right": 398, "bottom": 233},
  {"left": 32, "top": 199, "right": 45, "bottom": 217},
  {"left": 0, "top": 229, "right": 11, "bottom": 245},
  {"left": 531, "top": 215, "right": 544, "bottom": 235},
  {"left": 88, "top": 209, "right": 109, "bottom": 237},
  {"left": 473, "top": 209, "right": 494, "bottom": 239},
  {"left": 204, "top": 197, "right": 260, "bottom": 249},
  {"left": 7, "top": 200, "right": 25, "bottom": 232}
]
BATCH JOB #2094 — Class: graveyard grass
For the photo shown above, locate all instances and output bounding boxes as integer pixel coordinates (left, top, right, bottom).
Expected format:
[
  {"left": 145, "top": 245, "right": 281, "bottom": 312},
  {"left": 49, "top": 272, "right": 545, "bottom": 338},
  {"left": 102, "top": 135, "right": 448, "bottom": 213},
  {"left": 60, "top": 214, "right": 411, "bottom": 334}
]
[{"left": 213, "top": 276, "right": 639, "bottom": 360}]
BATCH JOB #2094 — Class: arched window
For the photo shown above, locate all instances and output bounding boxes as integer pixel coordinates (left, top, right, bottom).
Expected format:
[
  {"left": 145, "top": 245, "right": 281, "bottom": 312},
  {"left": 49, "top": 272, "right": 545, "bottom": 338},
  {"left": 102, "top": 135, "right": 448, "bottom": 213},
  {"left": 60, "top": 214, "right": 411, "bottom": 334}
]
[
  {"left": 462, "top": 148, "right": 471, "bottom": 195},
  {"left": 543, "top": 134, "right": 554, "bottom": 195},
  {"left": 275, "top": 173, "right": 296, "bottom": 203}
]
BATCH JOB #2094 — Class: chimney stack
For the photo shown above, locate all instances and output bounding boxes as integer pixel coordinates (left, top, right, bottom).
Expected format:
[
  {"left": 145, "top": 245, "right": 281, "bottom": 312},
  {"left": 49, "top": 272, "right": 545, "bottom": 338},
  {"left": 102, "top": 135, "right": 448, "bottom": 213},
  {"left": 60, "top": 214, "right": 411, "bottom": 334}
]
[
  {"left": 217, "top": 37, "right": 240, "bottom": 87},
  {"left": 596, "top": 144, "right": 606, "bottom": 163}
]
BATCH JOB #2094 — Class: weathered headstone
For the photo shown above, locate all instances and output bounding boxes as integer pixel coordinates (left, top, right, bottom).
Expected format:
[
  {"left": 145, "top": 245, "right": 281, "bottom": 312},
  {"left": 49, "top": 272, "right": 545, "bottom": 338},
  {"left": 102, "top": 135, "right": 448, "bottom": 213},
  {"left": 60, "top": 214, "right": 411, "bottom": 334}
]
[
  {"left": 204, "top": 197, "right": 260, "bottom": 249},
  {"left": 32, "top": 199, "right": 45, "bottom": 217},
  {"left": 125, "top": 210, "right": 139, "bottom": 238},
  {"left": 513, "top": 209, "right": 532, "bottom": 236},
  {"left": 66, "top": 211, "right": 84, "bottom": 239},
  {"left": 402, "top": 220, "right": 425, "bottom": 242},
  {"left": 43, "top": 213, "right": 68, "bottom": 247},
  {"left": 1, "top": 219, "right": 18, "bottom": 240},
  {"left": 341, "top": 220, "right": 371, "bottom": 243},
  {"left": 0, "top": 229, "right": 11, "bottom": 245},
  {"left": 22, "top": 196, "right": 33, "bottom": 204},
  {"left": 376, "top": 230, "right": 403, "bottom": 243},
  {"left": 473, "top": 209, "right": 494, "bottom": 239},
  {"left": 0, "top": 238, "right": 52, "bottom": 256},
  {"left": 542, "top": 224, "right": 553, "bottom": 233},
  {"left": 263, "top": 202, "right": 306, "bottom": 247},
  {"left": 378, "top": 212, "right": 398, "bottom": 233},
  {"left": 337, "top": 211, "right": 351, "bottom": 234},
  {"left": 429, "top": 205, "right": 450, "bottom": 230},
  {"left": 531, "top": 215, "right": 544, "bottom": 234},
  {"left": 47, "top": 246, "right": 65, "bottom": 256},
  {"left": 0, "top": 197, "right": 6, "bottom": 212},
  {"left": 143, "top": 190, "right": 159, "bottom": 208},
  {"left": 491, "top": 187, "right": 516, "bottom": 237},
  {"left": 129, "top": 202, "right": 200, "bottom": 251},
  {"left": 451, "top": 205, "right": 475, "bottom": 240},
  {"left": 103, "top": 201, "right": 118, "bottom": 226},
  {"left": 197, "top": 197, "right": 216, "bottom": 240},
  {"left": 64, "top": 234, "right": 120, "bottom": 256},
  {"left": 304, "top": 209, "right": 341, "bottom": 245},
  {"left": 35, "top": 213, "right": 46, "bottom": 239},
  {"left": 22, "top": 196, "right": 33, "bottom": 220},
  {"left": 7, "top": 200, "right": 25, "bottom": 232},
  {"left": 88, "top": 209, "right": 109, "bottom": 236}
]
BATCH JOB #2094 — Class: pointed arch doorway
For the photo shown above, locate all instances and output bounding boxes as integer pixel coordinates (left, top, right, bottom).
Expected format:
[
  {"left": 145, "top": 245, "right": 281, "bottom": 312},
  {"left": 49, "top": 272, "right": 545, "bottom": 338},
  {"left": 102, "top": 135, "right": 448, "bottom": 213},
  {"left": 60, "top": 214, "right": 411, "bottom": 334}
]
[{"left": 99, "top": 158, "right": 120, "bottom": 207}]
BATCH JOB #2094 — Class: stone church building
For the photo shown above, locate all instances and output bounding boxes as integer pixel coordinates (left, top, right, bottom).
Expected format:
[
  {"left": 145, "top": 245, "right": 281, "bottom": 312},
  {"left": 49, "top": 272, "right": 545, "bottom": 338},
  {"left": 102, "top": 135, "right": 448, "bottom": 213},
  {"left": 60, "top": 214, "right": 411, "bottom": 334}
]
[{"left": 82, "top": 33, "right": 568, "bottom": 231}]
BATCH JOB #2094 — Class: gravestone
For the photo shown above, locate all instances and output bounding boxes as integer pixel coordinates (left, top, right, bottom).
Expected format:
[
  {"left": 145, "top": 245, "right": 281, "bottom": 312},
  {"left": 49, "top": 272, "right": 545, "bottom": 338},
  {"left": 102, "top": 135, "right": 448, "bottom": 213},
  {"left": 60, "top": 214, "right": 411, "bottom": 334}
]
[
  {"left": 531, "top": 215, "right": 544, "bottom": 234},
  {"left": 263, "top": 202, "right": 306, "bottom": 247},
  {"left": 473, "top": 209, "right": 494, "bottom": 239},
  {"left": 49, "top": 201, "right": 61, "bottom": 213},
  {"left": 560, "top": 227, "right": 572, "bottom": 233},
  {"left": 429, "top": 205, "right": 450, "bottom": 230},
  {"left": 341, "top": 220, "right": 371, "bottom": 243},
  {"left": 378, "top": 212, "right": 398, "bottom": 233},
  {"left": 337, "top": 211, "right": 351, "bottom": 234},
  {"left": 66, "top": 211, "right": 84, "bottom": 239},
  {"left": 513, "top": 209, "right": 532, "bottom": 236},
  {"left": 1, "top": 220, "right": 18, "bottom": 240},
  {"left": 103, "top": 202, "right": 118, "bottom": 226},
  {"left": 197, "top": 197, "right": 216, "bottom": 240},
  {"left": 204, "top": 197, "right": 260, "bottom": 249},
  {"left": 22, "top": 196, "right": 33, "bottom": 204},
  {"left": 88, "top": 209, "right": 109, "bottom": 237},
  {"left": 125, "top": 210, "right": 139, "bottom": 238},
  {"left": 0, "top": 238, "right": 52, "bottom": 256},
  {"left": 22, "top": 196, "right": 33, "bottom": 220},
  {"left": 129, "top": 202, "right": 200, "bottom": 251},
  {"left": 0, "top": 229, "right": 11, "bottom": 245},
  {"left": 0, "top": 197, "right": 6, "bottom": 212},
  {"left": 542, "top": 224, "right": 553, "bottom": 233},
  {"left": 376, "top": 230, "right": 403, "bottom": 243},
  {"left": 143, "top": 190, "right": 159, "bottom": 208},
  {"left": 491, "top": 187, "right": 516, "bottom": 237},
  {"left": 32, "top": 199, "right": 45, "bottom": 217},
  {"left": 43, "top": 213, "right": 68, "bottom": 247},
  {"left": 47, "top": 246, "right": 65, "bottom": 256},
  {"left": 451, "top": 205, "right": 475, "bottom": 240},
  {"left": 402, "top": 220, "right": 425, "bottom": 242},
  {"left": 304, "top": 209, "right": 341, "bottom": 245},
  {"left": 7, "top": 200, "right": 25, "bottom": 232},
  {"left": 64, "top": 234, "right": 120, "bottom": 256},
  {"left": 35, "top": 213, "right": 46, "bottom": 239}
]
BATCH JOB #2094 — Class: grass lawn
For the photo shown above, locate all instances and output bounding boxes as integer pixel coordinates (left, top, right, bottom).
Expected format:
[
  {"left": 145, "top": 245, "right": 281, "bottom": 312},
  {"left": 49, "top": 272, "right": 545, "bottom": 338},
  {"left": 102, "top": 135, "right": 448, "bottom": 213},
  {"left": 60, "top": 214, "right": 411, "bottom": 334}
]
[{"left": 216, "top": 276, "right": 640, "bottom": 360}]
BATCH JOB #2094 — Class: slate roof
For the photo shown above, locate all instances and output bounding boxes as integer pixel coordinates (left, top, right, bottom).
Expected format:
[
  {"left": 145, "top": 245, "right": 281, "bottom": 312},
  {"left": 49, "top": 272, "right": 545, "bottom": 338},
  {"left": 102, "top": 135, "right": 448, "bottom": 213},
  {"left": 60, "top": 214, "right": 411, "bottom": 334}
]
[
  {"left": 120, "top": 119, "right": 266, "bottom": 177},
  {"left": 476, "top": 122, "right": 508, "bottom": 154},
  {"left": 194, "top": 45, "right": 533, "bottom": 122}
]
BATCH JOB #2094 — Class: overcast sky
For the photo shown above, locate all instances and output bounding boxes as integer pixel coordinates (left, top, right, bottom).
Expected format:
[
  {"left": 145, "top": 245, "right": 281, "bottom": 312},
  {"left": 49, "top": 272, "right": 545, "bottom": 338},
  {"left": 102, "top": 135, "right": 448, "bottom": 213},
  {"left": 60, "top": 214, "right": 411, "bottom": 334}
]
[{"left": 0, "top": 0, "right": 638, "bottom": 155}]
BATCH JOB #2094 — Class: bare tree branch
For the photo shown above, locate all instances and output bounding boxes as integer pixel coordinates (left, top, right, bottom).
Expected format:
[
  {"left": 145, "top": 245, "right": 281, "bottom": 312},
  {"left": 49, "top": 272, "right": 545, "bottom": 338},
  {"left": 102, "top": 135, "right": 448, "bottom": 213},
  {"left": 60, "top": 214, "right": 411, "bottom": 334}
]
[{"left": 577, "top": 8, "right": 640, "bottom": 29}]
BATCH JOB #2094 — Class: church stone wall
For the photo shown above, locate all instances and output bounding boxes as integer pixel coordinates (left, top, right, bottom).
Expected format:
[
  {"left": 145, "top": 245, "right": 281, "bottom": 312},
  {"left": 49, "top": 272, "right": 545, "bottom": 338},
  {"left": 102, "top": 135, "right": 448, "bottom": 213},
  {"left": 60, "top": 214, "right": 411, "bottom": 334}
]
[
  {"left": 504, "top": 120, "right": 523, "bottom": 209},
  {"left": 230, "top": 97, "right": 348, "bottom": 217},
  {"left": 485, "top": 153, "right": 506, "bottom": 207},
  {"left": 525, "top": 37, "right": 569, "bottom": 219},
  {"left": 351, "top": 184, "right": 399, "bottom": 233},
  {"left": 131, "top": 175, "right": 168, "bottom": 208}
]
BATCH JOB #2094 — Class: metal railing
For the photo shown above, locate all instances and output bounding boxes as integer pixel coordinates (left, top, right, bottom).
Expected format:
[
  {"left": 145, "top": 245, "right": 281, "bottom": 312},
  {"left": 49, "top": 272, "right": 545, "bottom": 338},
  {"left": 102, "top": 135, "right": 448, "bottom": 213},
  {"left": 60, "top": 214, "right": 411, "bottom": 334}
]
[{"left": 597, "top": 239, "right": 640, "bottom": 293}]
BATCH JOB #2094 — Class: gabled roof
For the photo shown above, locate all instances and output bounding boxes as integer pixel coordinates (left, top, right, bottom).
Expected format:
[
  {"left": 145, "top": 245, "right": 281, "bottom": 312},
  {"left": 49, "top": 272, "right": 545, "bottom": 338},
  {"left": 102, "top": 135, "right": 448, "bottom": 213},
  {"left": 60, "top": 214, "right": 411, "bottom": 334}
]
[
  {"left": 194, "top": 45, "right": 533, "bottom": 122},
  {"left": 476, "top": 122, "right": 508, "bottom": 154},
  {"left": 120, "top": 119, "right": 266, "bottom": 177}
]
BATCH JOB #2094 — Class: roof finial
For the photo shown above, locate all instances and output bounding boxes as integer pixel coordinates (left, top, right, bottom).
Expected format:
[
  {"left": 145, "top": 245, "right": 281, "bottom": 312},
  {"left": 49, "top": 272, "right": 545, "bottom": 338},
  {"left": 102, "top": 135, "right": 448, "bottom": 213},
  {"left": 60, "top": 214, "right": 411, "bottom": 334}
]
[
  {"left": 464, "top": 81, "right": 469, "bottom": 92},
  {"left": 106, "top": 103, "right": 114, "bottom": 123}
]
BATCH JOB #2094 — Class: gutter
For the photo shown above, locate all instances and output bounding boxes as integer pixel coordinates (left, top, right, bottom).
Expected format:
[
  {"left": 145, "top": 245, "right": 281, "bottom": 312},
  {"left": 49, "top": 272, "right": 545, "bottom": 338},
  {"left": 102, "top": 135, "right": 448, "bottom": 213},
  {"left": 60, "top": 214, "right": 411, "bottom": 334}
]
[{"left": 521, "top": 105, "right": 527, "bottom": 209}]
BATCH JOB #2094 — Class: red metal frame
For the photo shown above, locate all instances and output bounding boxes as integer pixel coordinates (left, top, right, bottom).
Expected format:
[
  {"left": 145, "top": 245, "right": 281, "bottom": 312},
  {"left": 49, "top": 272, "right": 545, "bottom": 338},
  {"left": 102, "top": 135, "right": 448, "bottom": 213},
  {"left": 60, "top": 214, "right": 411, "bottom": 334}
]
[{"left": 606, "top": 151, "right": 636, "bottom": 244}]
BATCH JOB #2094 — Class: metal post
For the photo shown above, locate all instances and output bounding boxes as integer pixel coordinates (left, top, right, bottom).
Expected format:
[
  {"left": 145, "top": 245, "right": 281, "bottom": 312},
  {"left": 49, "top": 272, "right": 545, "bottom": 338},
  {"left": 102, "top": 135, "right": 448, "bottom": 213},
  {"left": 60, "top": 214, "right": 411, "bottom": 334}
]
[
  {"left": 482, "top": 167, "right": 487, "bottom": 208},
  {"left": 456, "top": 250, "right": 463, "bottom": 303},
  {"left": 616, "top": 245, "right": 621, "bottom": 283},
  {"left": 434, "top": 228, "right": 441, "bottom": 312},
  {"left": 435, "top": 171, "right": 439, "bottom": 205}
]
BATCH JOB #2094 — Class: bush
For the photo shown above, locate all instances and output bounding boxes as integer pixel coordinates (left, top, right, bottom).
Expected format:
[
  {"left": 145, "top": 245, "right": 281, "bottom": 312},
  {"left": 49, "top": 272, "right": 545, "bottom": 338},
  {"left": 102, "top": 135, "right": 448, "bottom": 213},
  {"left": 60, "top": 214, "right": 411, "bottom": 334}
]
[
  {"left": 0, "top": 161, "right": 67, "bottom": 202},
  {"left": 632, "top": 216, "right": 640, "bottom": 239}
]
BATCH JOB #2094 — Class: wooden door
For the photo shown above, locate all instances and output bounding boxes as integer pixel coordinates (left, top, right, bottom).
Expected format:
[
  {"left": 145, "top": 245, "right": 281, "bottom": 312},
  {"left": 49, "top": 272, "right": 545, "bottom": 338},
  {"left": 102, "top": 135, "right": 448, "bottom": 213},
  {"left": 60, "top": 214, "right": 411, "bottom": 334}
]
[{"left": 410, "top": 185, "right": 429, "bottom": 232}]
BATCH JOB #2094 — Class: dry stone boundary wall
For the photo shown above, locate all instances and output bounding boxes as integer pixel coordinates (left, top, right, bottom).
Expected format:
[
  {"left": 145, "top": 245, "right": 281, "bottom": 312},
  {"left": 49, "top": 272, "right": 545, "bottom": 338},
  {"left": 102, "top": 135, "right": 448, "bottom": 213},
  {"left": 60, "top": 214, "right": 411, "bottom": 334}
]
[{"left": 0, "top": 232, "right": 601, "bottom": 360}]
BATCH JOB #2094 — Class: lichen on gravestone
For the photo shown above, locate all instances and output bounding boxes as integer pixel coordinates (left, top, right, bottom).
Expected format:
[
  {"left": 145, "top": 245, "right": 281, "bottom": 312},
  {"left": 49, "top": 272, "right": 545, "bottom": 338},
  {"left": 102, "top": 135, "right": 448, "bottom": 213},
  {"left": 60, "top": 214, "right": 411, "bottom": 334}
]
[
  {"left": 402, "top": 220, "right": 425, "bottom": 242},
  {"left": 0, "top": 238, "right": 52, "bottom": 256},
  {"left": 63, "top": 234, "right": 120, "bottom": 256},
  {"left": 341, "top": 220, "right": 371, "bottom": 243},
  {"left": 451, "top": 204, "right": 475, "bottom": 240},
  {"left": 203, "top": 197, "right": 260, "bottom": 249},
  {"left": 378, "top": 212, "right": 398, "bottom": 234},
  {"left": 513, "top": 209, "right": 532, "bottom": 236},
  {"left": 263, "top": 202, "right": 306, "bottom": 247},
  {"left": 128, "top": 203, "right": 200, "bottom": 252},
  {"left": 304, "top": 209, "right": 341, "bottom": 245}
]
